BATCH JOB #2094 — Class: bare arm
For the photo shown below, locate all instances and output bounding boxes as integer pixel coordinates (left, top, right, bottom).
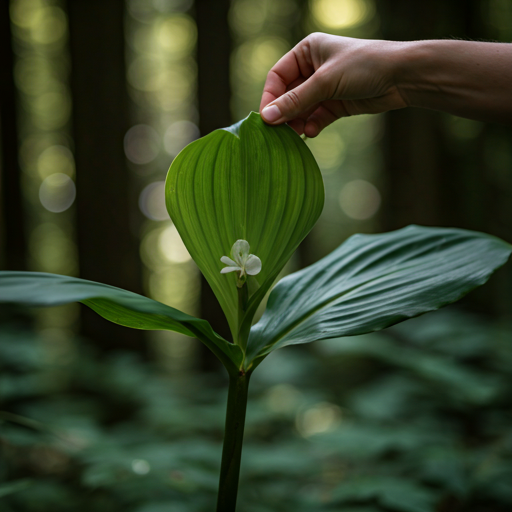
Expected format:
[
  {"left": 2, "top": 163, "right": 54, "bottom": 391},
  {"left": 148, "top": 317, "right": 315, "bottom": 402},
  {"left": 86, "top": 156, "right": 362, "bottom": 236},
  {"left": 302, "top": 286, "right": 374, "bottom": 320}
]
[
  {"left": 259, "top": 33, "right": 512, "bottom": 137},
  {"left": 398, "top": 39, "right": 512, "bottom": 124}
]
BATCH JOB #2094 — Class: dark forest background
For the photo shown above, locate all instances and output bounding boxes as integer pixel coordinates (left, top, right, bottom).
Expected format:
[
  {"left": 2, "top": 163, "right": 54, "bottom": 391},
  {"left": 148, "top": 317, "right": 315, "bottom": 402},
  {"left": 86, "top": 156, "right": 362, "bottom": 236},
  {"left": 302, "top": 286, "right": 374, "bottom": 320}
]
[{"left": 1, "top": 1, "right": 512, "bottom": 511}]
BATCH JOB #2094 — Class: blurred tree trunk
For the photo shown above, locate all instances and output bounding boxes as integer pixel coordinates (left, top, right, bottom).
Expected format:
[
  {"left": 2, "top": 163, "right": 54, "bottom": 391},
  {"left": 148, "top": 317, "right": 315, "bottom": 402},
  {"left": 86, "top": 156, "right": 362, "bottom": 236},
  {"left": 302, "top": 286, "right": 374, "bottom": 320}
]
[
  {"left": 293, "top": 0, "right": 319, "bottom": 269},
  {"left": 195, "top": 0, "right": 233, "bottom": 359},
  {"left": 67, "top": 0, "right": 145, "bottom": 353},
  {"left": 378, "top": 0, "right": 459, "bottom": 229},
  {"left": 0, "top": 2, "right": 27, "bottom": 272},
  {"left": 377, "top": 0, "right": 512, "bottom": 316}
]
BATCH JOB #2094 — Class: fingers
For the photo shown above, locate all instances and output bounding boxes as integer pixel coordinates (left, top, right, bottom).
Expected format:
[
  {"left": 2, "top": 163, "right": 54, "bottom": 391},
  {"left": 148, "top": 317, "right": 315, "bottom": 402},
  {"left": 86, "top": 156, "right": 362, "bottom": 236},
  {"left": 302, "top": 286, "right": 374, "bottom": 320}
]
[
  {"left": 261, "top": 72, "right": 329, "bottom": 125},
  {"left": 259, "top": 38, "right": 316, "bottom": 117},
  {"left": 304, "top": 102, "right": 347, "bottom": 137},
  {"left": 287, "top": 118, "right": 305, "bottom": 136},
  {"left": 259, "top": 51, "right": 307, "bottom": 113}
]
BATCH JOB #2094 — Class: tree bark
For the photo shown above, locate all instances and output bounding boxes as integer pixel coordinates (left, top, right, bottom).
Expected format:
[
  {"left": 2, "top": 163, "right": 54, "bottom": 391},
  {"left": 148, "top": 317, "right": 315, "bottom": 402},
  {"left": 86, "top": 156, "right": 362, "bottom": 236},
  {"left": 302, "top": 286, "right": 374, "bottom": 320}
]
[
  {"left": 0, "top": 2, "right": 27, "bottom": 272},
  {"left": 67, "top": 0, "right": 145, "bottom": 352}
]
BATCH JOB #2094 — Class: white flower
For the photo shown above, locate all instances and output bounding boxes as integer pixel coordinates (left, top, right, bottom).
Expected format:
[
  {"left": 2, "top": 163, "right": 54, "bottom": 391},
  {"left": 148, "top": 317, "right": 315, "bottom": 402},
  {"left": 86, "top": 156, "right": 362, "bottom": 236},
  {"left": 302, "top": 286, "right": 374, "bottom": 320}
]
[{"left": 220, "top": 240, "right": 262, "bottom": 278}]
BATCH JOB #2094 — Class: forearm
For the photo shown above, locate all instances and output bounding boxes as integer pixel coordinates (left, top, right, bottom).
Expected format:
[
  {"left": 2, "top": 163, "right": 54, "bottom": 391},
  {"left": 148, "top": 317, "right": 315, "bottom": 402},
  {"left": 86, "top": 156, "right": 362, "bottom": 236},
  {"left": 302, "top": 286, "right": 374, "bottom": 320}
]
[{"left": 395, "top": 40, "right": 512, "bottom": 124}]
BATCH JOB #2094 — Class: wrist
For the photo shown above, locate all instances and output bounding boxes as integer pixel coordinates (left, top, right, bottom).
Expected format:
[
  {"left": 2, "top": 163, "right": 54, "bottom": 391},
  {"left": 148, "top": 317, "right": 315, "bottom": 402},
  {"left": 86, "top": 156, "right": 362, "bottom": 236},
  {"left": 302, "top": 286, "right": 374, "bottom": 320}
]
[{"left": 391, "top": 40, "right": 436, "bottom": 109}]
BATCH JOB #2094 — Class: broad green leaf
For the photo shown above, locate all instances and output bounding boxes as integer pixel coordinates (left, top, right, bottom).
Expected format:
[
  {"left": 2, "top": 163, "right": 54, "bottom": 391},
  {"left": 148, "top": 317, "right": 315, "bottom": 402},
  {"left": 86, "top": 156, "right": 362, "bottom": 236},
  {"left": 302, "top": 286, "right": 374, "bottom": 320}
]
[
  {"left": 165, "top": 112, "right": 324, "bottom": 346},
  {"left": 0, "top": 272, "right": 242, "bottom": 371},
  {"left": 246, "top": 225, "right": 512, "bottom": 367}
]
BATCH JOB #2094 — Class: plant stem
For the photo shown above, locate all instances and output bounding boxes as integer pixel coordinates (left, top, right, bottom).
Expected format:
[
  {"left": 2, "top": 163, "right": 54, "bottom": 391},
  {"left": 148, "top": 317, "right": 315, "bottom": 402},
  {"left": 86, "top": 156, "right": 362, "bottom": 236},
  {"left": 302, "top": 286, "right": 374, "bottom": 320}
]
[
  {"left": 216, "top": 370, "right": 250, "bottom": 512},
  {"left": 236, "top": 283, "right": 248, "bottom": 350}
]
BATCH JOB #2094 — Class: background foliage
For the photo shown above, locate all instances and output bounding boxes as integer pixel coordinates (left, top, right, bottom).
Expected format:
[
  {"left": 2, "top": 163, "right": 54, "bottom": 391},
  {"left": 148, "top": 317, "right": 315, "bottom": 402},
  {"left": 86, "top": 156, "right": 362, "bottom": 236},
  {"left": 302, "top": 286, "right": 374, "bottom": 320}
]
[
  {"left": 2, "top": 309, "right": 512, "bottom": 511},
  {"left": 1, "top": 0, "right": 511, "bottom": 511}
]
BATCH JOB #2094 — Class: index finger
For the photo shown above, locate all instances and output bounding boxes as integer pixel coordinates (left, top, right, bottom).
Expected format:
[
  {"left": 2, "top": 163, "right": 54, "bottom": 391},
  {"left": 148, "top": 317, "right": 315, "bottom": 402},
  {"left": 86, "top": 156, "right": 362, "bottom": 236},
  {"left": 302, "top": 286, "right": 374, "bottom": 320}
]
[{"left": 259, "top": 47, "right": 315, "bottom": 112}]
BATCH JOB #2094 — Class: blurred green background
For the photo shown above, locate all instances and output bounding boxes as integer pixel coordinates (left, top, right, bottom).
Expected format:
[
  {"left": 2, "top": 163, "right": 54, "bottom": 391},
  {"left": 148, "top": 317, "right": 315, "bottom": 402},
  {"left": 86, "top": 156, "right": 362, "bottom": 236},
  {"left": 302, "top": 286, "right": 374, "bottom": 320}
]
[{"left": 1, "top": 1, "right": 511, "bottom": 511}]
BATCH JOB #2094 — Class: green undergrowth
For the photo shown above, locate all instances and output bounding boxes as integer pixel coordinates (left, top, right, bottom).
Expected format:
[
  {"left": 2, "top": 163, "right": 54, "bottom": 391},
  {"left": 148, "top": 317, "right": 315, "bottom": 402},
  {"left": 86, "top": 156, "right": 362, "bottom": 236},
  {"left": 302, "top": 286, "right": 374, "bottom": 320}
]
[{"left": 1, "top": 307, "right": 512, "bottom": 512}]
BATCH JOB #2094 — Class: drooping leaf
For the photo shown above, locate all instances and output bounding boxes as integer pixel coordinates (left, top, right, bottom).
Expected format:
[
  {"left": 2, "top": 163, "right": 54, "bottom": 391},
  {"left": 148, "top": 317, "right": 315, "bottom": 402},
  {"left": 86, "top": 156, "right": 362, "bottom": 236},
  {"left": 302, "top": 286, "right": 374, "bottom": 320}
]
[
  {"left": 165, "top": 112, "right": 324, "bottom": 346},
  {"left": 246, "top": 225, "right": 512, "bottom": 366},
  {"left": 0, "top": 272, "right": 242, "bottom": 371}
]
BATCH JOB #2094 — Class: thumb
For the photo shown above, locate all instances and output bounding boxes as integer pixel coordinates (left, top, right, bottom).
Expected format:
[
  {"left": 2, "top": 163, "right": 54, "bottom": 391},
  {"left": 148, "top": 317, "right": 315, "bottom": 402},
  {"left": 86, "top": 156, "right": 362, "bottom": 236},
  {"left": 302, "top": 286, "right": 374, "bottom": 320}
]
[{"left": 261, "top": 74, "right": 328, "bottom": 124}]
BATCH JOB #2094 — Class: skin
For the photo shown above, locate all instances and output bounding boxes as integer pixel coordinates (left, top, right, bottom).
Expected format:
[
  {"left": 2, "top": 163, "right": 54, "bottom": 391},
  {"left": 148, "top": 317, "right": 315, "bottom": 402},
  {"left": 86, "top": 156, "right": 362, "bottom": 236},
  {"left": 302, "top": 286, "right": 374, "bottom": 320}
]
[{"left": 260, "top": 33, "right": 512, "bottom": 137}]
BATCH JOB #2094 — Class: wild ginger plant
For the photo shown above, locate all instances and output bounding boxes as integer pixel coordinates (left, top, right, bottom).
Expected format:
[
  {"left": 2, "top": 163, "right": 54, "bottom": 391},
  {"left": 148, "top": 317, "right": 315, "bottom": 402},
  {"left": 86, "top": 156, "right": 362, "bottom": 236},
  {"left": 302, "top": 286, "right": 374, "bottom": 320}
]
[{"left": 1, "top": 113, "right": 511, "bottom": 512}]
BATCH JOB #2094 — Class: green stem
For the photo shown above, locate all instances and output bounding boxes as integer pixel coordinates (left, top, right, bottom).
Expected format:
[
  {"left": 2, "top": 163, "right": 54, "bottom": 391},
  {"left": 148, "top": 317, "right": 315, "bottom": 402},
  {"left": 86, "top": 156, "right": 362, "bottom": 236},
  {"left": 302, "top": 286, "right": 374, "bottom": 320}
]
[
  {"left": 216, "top": 370, "right": 250, "bottom": 512},
  {"left": 236, "top": 283, "right": 248, "bottom": 350}
]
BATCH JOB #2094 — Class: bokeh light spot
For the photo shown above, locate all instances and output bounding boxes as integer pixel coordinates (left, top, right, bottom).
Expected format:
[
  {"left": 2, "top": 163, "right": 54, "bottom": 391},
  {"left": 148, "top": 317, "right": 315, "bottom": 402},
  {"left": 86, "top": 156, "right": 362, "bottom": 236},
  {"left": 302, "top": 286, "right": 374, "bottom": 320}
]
[
  {"left": 29, "top": 222, "right": 77, "bottom": 275},
  {"left": 37, "top": 145, "right": 75, "bottom": 180},
  {"left": 235, "top": 37, "right": 290, "bottom": 83},
  {"left": 14, "top": 56, "right": 51, "bottom": 96},
  {"left": 10, "top": 0, "right": 44, "bottom": 28},
  {"left": 163, "top": 120, "right": 199, "bottom": 156},
  {"left": 32, "top": 90, "right": 71, "bottom": 130},
  {"left": 39, "top": 173, "right": 76, "bottom": 213},
  {"left": 266, "top": 384, "right": 302, "bottom": 415},
  {"left": 124, "top": 124, "right": 160, "bottom": 164},
  {"left": 311, "top": 0, "right": 373, "bottom": 29},
  {"left": 159, "top": 224, "right": 191, "bottom": 264},
  {"left": 157, "top": 14, "right": 196, "bottom": 56},
  {"left": 30, "top": 6, "right": 67, "bottom": 45},
  {"left": 307, "top": 130, "right": 346, "bottom": 172},
  {"left": 148, "top": 266, "right": 196, "bottom": 309},
  {"left": 128, "top": 56, "right": 164, "bottom": 92},
  {"left": 296, "top": 402, "right": 342, "bottom": 437},
  {"left": 230, "top": 0, "right": 268, "bottom": 37},
  {"left": 339, "top": 179, "right": 381, "bottom": 220},
  {"left": 139, "top": 181, "right": 169, "bottom": 221},
  {"left": 131, "top": 459, "right": 151, "bottom": 475}
]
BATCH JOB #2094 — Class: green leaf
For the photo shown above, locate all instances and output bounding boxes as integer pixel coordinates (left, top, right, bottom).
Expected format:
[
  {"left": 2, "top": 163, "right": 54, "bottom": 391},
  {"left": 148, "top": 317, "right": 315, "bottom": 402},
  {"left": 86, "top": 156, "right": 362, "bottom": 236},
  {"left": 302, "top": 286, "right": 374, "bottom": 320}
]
[
  {"left": 165, "top": 112, "right": 324, "bottom": 347},
  {"left": 330, "top": 477, "right": 439, "bottom": 512},
  {"left": 0, "top": 479, "right": 33, "bottom": 498},
  {"left": 0, "top": 272, "right": 242, "bottom": 371},
  {"left": 319, "top": 335, "right": 500, "bottom": 404},
  {"left": 247, "top": 225, "right": 512, "bottom": 366}
]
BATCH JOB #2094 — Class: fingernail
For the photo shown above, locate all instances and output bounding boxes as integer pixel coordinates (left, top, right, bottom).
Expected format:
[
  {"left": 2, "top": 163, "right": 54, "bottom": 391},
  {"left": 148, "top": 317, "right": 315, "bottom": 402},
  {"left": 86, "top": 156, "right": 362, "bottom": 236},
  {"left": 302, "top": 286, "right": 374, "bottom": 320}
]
[{"left": 261, "top": 105, "right": 281, "bottom": 123}]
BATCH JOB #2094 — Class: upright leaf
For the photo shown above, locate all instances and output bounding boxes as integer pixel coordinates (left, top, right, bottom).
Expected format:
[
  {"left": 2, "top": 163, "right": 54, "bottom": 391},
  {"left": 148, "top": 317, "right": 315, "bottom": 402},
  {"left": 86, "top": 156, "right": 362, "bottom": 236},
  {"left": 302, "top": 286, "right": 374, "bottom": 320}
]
[
  {"left": 165, "top": 112, "right": 324, "bottom": 346},
  {"left": 246, "top": 226, "right": 512, "bottom": 367},
  {"left": 0, "top": 272, "right": 242, "bottom": 371}
]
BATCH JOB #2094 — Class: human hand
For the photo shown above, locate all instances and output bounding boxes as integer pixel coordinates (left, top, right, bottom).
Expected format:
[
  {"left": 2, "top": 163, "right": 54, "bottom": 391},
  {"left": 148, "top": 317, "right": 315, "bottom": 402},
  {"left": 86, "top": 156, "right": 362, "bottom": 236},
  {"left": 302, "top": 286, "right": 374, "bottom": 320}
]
[{"left": 260, "top": 33, "right": 408, "bottom": 137}]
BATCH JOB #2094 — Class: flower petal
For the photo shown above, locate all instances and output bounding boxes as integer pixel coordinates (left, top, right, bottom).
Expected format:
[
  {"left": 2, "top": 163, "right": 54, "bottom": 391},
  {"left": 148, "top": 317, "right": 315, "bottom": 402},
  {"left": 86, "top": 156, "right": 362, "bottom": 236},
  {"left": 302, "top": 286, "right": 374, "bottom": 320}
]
[
  {"left": 220, "top": 266, "right": 241, "bottom": 274},
  {"left": 221, "top": 256, "right": 237, "bottom": 266},
  {"left": 245, "top": 254, "right": 262, "bottom": 275},
  {"left": 231, "top": 240, "right": 250, "bottom": 266}
]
